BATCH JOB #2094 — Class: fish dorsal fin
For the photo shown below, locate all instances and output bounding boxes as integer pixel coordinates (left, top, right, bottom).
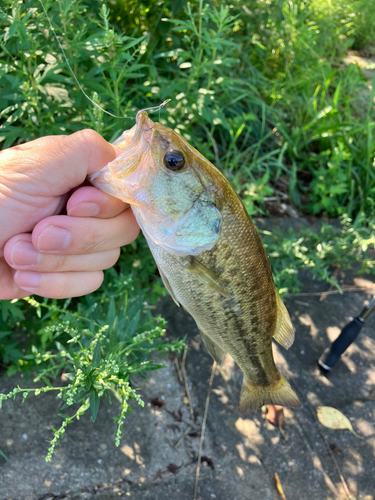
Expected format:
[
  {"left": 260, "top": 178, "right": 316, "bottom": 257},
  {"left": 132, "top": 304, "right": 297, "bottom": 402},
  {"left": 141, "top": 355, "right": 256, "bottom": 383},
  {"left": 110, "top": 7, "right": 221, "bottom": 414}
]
[
  {"left": 180, "top": 256, "right": 228, "bottom": 297},
  {"left": 273, "top": 292, "right": 295, "bottom": 349},
  {"left": 157, "top": 266, "right": 180, "bottom": 308},
  {"left": 200, "top": 330, "right": 226, "bottom": 364}
]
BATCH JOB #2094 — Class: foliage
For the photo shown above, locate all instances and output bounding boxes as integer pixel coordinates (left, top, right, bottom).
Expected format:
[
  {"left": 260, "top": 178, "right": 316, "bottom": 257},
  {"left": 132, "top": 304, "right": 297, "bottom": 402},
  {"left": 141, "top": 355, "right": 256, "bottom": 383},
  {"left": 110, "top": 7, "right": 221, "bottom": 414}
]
[
  {"left": 1, "top": 0, "right": 374, "bottom": 217},
  {"left": 263, "top": 211, "right": 375, "bottom": 295},
  {"left": 0, "top": 259, "right": 183, "bottom": 460},
  {"left": 0, "top": 0, "right": 151, "bottom": 146}
]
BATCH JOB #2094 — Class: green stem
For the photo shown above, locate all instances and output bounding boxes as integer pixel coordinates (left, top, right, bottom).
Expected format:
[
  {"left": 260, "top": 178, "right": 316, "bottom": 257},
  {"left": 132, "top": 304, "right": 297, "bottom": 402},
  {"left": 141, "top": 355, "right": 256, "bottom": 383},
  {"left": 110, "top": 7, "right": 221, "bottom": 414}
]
[
  {"left": 198, "top": 0, "right": 204, "bottom": 64},
  {"left": 22, "top": 298, "right": 103, "bottom": 329},
  {"left": 110, "top": 385, "right": 123, "bottom": 403}
]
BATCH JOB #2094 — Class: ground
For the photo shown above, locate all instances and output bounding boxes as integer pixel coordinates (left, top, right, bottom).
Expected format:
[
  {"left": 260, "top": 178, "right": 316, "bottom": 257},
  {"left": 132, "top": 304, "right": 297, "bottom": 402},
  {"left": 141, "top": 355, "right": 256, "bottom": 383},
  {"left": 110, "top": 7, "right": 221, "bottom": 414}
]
[{"left": 0, "top": 217, "right": 374, "bottom": 500}]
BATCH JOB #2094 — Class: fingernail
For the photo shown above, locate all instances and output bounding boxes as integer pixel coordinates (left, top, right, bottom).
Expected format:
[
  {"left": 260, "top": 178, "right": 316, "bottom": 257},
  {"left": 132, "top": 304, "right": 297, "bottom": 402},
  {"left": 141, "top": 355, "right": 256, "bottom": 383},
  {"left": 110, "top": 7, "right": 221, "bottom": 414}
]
[
  {"left": 37, "top": 226, "right": 71, "bottom": 252},
  {"left": 67, "top": 202, "right": 100, "bottom": 217},
  {"left": 14, "top": 271, "right": 41, "bottom": 290},
  {"left": 10, "top": 241, "right": 42, "bottom": 267}
]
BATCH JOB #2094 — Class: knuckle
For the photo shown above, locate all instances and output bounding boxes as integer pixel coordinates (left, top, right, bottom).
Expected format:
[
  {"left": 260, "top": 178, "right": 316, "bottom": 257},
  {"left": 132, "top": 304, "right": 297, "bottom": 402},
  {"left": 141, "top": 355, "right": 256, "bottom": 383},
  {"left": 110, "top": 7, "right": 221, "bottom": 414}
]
[
  {"left": 74, "top": 128, "right": 102, "bottom": 149},
  {"left": 53, "top": 254, "right": 68, "bottom": 272},
  {"left": 58, "top": 274, "right": 75, "bottom": 298},
  {"left": 81, "top": 226, "right": 100, "bottom": 253},
  {"left": 72, "top": 129, "right": 108, "bottom": 167},
  {"left": 34, "top": 254, "right": 70, "bottom": 274}
]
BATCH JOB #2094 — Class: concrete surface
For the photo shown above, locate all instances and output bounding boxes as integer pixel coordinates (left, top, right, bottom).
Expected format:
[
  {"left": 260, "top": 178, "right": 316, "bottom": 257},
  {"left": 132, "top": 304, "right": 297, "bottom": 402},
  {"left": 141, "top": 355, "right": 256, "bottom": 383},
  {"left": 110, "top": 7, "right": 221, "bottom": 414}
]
[{"left": 1, "top": 218, "right": 375, "bottom": 500}]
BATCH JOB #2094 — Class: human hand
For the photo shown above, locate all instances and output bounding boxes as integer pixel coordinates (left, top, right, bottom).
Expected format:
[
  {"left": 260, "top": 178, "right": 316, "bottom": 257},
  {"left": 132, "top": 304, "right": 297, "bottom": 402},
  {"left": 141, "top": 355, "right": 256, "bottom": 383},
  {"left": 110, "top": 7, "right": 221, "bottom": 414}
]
[{"left": 0, "top": 130, "right": 139, "bottom": 300}]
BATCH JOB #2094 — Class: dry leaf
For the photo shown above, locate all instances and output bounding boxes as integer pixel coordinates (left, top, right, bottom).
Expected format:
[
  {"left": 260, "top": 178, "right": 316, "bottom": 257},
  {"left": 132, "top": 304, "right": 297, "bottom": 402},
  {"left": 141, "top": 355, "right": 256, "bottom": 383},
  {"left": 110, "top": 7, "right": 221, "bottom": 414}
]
[
  {"left": 274, "top": 472, "right": 287, "bottom": 500},
  {"left": 316, "top": 406, "right": 364, "bottom": 439}
]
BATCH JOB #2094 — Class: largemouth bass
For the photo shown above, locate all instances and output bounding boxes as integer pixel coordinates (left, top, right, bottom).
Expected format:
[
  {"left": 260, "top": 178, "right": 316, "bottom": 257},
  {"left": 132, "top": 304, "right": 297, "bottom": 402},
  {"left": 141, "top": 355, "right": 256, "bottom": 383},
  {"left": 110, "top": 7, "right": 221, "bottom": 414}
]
[{"left": 89, "top": 111, "right": 301, "bottom": 412}]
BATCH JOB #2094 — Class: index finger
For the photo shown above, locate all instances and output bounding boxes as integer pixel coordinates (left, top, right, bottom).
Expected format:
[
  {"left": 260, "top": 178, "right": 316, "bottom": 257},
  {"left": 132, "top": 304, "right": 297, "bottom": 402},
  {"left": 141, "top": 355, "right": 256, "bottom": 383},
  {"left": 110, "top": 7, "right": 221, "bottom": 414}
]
[
  {"left": 66, "top": 186, "right": 129, "bottom": 218},
  {"left": 31, "top": 211, "right": 139, "bottom": 255}
]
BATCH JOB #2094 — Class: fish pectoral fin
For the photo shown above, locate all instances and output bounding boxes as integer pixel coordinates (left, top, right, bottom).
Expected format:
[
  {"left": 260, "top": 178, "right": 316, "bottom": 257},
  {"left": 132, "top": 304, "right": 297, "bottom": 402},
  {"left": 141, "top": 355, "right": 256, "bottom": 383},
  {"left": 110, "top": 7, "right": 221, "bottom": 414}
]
[
  {"left": 158, "top": 267, "right": 180, "bottom": 308},
  {"left": 273, "top": 292, "right": 295, "bottom": 350},
  {"left": 200, "top": 331, "right": 226, "bottom": 364},
  {"left": 181, "top": 257, "right": 228, "bottom": 297},
  {"left": 239, "top": 374, "right": 301, "bottom": 413}
]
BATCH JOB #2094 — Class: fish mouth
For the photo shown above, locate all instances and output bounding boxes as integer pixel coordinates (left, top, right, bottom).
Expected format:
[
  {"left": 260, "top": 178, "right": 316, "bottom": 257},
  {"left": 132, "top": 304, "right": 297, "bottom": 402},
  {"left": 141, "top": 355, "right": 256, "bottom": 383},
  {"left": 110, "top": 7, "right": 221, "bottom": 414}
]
[
  {"left": 127, "top": 110, "right": 155, "bottom": 146},
  {"left": 135, "top": 110, "right": 155, "bottom": 134},
  {"left": 88, "top": 111, "right": 154, "bottom": 198}
]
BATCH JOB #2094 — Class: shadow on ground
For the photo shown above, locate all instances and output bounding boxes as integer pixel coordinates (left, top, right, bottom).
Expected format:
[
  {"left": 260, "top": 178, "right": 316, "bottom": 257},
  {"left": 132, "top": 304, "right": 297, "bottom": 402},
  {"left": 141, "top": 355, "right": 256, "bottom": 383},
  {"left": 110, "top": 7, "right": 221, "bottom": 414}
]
[{"left": 1, "top": 218, "right": 374, "bottom": 500}]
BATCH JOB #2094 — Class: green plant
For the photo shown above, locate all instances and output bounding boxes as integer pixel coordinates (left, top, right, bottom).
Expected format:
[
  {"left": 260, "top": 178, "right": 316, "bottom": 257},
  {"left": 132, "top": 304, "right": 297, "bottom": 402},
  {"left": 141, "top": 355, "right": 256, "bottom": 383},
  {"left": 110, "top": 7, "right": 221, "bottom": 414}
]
[
  {"left": 2, "top": 0, "right": 375, "bottom": 216},
  {"left": 152, "top": 1, "right": 270, "bottom": 161},
  {"left": 272, "top": 66, "right": 375, "bottom": 217},
  {"left": 0, "top": 263, "right": 184, "bottom": 460},
  {"left": 0, "top": 231, "right": 181, "bottom": 462},
  {"left": 0, "top": 0, "right": 150, "bottom": 147},
  {"left": 230, "top": 0, "right": 375, "bottom": 217},
  {"left": 262, "top": 211, "right": 375, "bottom": 295},
  {"left": 0, "top": 300, "right": 26, "bottom": 370},
  {"left": 311, "top": 0, "right": 375, "bottom": 50},
  {"left": 241, "top": 172, "right": 275, "bottom": 217}
]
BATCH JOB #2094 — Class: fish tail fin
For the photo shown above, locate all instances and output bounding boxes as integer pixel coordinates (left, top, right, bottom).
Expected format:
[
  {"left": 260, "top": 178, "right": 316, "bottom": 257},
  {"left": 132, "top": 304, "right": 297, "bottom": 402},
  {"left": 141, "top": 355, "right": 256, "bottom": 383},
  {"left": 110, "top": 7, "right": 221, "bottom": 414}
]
[{"left": 239, "top": 374, "right": 301, "bottom": 413}]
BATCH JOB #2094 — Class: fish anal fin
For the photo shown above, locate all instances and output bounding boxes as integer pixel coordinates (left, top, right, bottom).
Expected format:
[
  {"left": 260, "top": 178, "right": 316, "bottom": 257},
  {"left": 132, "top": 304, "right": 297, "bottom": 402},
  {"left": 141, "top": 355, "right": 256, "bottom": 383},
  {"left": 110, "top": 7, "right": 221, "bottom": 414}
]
[
  {"left": 200, "top": 331, "right": 226, "bottom": 364},
  {"left": 273, "top": 292, "right": 295, "bottom": 350},
  {"left": 158, "top": 267, "right": 180, "bottom": 308},
  {"left": 239, "top": 374, "right": 301, "bottom": 413}
]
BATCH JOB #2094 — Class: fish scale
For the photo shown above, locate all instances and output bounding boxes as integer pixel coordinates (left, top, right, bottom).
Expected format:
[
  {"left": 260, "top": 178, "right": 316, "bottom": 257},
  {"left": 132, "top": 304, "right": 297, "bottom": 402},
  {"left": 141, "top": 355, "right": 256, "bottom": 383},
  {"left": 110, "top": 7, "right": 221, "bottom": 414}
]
[{"left": 89, "top": 110, "right": 301, "bottom": 412}]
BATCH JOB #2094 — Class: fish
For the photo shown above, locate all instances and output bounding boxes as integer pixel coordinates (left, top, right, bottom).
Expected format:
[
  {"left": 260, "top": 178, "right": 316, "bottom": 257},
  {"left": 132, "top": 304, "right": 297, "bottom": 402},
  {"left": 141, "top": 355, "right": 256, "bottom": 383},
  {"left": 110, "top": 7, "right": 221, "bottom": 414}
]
[{"left": 89, "top": 110, "right": 301, "bottom": 412}]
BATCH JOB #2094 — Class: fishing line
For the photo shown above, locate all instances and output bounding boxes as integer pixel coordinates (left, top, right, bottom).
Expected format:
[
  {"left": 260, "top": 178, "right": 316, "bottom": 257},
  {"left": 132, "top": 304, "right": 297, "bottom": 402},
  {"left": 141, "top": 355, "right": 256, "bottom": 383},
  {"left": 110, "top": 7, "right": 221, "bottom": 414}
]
[
  {"left": 136, "top": 100, "right": 171, "bottom": 125},
  {"left": 38, "top": 0, "right": 171, "bottom": 120}
]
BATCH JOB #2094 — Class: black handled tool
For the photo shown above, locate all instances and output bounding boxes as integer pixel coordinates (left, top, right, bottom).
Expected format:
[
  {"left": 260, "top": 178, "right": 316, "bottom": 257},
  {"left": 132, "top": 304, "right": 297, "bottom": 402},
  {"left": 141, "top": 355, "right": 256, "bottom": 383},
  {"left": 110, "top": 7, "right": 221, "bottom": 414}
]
[{"left": 318, "top": 295, "right": 375, "bottom": 373}]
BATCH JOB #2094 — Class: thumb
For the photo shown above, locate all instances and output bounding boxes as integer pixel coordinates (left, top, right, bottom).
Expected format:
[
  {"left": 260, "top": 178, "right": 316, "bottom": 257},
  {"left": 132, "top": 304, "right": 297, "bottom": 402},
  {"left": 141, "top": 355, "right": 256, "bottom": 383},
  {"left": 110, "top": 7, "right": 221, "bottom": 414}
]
[{"left": 5, "top": 129, "right": 117, "bottom": 198}]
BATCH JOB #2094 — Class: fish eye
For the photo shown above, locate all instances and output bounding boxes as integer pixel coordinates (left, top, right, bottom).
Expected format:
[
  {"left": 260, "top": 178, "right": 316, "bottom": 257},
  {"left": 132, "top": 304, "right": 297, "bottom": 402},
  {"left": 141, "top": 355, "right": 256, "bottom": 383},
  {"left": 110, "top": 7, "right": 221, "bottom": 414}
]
[{"left": 163, "top": 150, "right": 185, "bottom": 171}]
